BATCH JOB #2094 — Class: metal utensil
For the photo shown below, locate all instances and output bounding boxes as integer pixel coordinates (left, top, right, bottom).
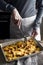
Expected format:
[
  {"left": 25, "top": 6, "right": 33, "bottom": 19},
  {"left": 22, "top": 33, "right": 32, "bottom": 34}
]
[{"left": 19, "top": 28, "right": 27, "bottom": 43}]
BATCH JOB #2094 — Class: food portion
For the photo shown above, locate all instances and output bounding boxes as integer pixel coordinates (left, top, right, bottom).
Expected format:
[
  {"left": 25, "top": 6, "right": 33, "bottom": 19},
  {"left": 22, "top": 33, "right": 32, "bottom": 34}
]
[{"left": 3, "top": 38, "right": 41, "bottom": 61}]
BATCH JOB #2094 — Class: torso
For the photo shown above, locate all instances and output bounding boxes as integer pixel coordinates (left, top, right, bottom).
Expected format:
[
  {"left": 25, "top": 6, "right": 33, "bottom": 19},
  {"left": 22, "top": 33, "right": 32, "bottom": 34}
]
[{"left": 4, "top": 0, "right": 37, "bottom": 17}]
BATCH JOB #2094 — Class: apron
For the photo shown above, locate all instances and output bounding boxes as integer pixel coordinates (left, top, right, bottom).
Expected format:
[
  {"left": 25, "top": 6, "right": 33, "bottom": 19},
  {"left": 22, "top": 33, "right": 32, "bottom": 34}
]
[{"left": 10, "top": 15, "right": 41, "bottom": 41}]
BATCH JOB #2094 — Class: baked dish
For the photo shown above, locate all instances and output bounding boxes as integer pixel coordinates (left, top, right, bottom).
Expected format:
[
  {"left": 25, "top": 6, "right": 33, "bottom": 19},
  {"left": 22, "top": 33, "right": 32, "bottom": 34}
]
[{"left": 3, "top": 38, "right": 40, "bottom": 61}]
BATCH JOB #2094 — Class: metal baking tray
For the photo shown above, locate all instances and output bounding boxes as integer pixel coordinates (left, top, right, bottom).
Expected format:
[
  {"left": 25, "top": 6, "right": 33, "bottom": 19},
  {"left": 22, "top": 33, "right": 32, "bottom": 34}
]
[{"left": 0, "top": 37, "right": 43, "bottom": 62}]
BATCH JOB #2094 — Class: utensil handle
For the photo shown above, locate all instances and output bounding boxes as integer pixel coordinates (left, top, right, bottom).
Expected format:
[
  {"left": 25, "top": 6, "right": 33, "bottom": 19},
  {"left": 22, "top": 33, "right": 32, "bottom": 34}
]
[
  {"left": 0, "top": 44, "right": 2, "bottom": 47},
  {"left": 19, "top": 29, "right": 27, "bottom": 42}
]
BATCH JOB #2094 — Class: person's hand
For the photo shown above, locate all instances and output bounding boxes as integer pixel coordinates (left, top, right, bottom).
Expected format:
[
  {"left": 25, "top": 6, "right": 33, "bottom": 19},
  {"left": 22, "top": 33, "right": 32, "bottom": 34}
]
[
  {"left": 32, "top": 29, "right": 38, "bottom": 38},
  {"left": 11, "top": 8, "right": 22, "bottom": 29}
]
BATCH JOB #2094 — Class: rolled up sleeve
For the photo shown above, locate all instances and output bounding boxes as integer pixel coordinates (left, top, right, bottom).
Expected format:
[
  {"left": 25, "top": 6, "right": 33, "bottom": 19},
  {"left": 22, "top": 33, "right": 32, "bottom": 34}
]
[
  {"left": 0, "top": 0, "right": 15, "bottom": 13},
  {"left": 33, "top": 0, "right": 43, "bottom": 30}
]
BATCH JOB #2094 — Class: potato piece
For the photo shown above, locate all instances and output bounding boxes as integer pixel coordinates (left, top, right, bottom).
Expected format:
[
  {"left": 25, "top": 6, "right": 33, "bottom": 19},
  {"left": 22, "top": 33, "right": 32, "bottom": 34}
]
[
  {"left": 29, "top": 45, "right": 36, "bottom": 53},
  {"left": 16, "top": 51, "right": 24, "bottom": 56},
  {"left": 24, "top": 53, "right": 28, "bottom": 56},
  {"left": 9, "top": 46, "right": 13, "bottom": 49},
  {"left": 13, "top": 46, "right": 17, "bottom": 50},
  {"left": 7, "top": 50, "right": 12, "bottom": 54},
  {"left": 12, "top": 56, "right": 18, "bottom": 60},
  {"left": 26, "top": 41, "right": 30, "bottom": 45},
  {"left": 7, "top": 57, "right": 12, "bottom": 61},
  {"left": 12, "top": 51, "right": 16, "bottom": 56},
  {"left": 16, "top": 41, "right": 23, "bottom": 48},
  {"left": 25, "top": 50, "right": 29, "bottom": 54},
  {"left": 28, "top": 39, "right": 33, "bottom": 42},
  {"left": 3, "top": 47, "right": 9, "bottom": 51},
  {"left": 16, "top": 51, "right": 22, "bottom": 55},
  {"left": 24, "top": 46, "right": 30, "bottom": 50},
  {"left": 6, "top": 54, "right": 13, "bottom": 57},
  {"left": 20, "top": 49, "right": 25, "bottom": 52}
]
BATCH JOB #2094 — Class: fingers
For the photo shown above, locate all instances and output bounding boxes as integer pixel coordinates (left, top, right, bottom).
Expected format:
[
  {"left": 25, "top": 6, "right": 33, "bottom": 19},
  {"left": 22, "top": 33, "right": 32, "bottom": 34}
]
[
  {"left": 32, "top": 29, "right": 38, "bottom": 38},
  {"left": 11, "top": 8, "right": 22, "bottom": 29},
  {"left": 17, "top": 19, "right": 22, "bottom": 29}
]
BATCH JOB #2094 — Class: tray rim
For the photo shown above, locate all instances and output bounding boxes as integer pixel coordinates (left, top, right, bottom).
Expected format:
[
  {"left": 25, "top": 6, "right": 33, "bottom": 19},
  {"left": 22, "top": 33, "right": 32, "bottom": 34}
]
[{"left": 0, "top": 36, "right": 43, "bottom": 62}]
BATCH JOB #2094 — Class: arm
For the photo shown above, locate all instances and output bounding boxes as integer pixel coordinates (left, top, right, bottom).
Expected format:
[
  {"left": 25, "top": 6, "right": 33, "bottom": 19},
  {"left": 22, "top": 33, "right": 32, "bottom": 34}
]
[
  {"left": 0, "top": 0, "right": 15, "bottom": 13},
  {"left": 32, "top": 0, "right": 43, "bottom": 37},
  {"left": 33, "top": 7, "right": 43, "bottom": 29},
  {"left": 33, "top": 0, "right": 43, "bottom": 28}
]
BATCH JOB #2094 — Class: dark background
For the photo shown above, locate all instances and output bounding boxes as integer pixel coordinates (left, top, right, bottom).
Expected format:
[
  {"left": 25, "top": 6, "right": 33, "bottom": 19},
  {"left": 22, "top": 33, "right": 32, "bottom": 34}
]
[{"left": 0, "top": 12, "right": 10, "bottom": 39}]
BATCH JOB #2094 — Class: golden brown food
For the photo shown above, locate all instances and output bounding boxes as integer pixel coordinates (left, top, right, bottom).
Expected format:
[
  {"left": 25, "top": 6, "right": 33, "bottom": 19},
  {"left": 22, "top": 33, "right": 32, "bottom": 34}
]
[{"left": 3, "top": 38, "right": 40, "bottom": 61}]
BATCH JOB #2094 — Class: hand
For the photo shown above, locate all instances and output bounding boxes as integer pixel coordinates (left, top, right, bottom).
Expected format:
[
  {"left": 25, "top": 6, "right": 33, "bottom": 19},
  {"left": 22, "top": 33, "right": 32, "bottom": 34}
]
[
  {"left": 32, "top": 29, "right": 38, "bottom": 38},
  {"left": 11, "top": 8, "right": 22, "bottom": 29}
]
